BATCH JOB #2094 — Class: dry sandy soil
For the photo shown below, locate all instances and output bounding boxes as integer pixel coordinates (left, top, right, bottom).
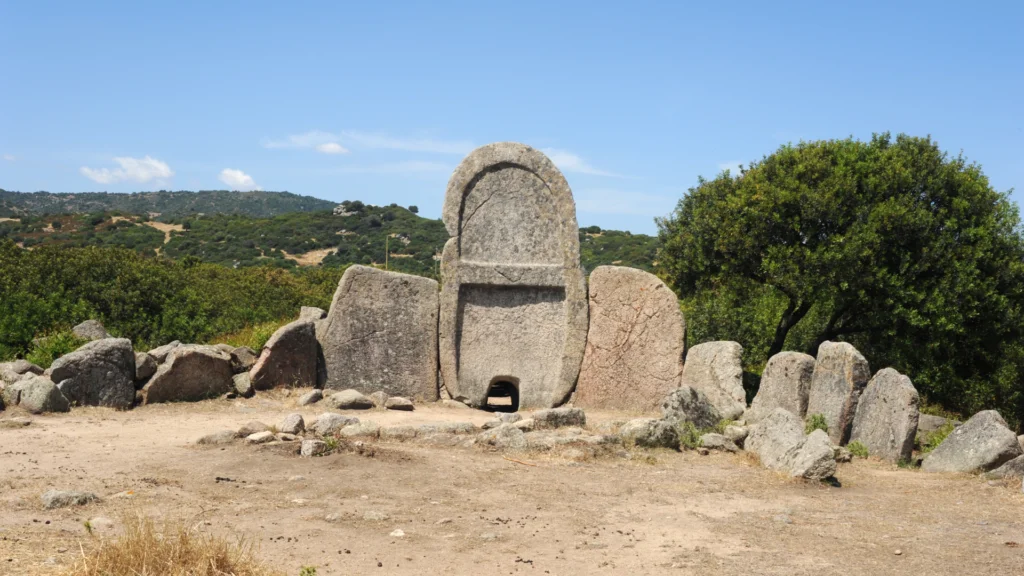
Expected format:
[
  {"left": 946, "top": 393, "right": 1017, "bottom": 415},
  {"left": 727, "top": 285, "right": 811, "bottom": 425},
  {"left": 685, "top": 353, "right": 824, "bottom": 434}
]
[{"left": 1, "top": 392, "right": 1022, "bottom": 576}]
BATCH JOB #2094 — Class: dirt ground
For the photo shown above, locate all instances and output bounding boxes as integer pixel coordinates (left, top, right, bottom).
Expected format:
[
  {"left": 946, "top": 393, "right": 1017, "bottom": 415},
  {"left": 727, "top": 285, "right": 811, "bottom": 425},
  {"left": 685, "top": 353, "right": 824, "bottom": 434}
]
[{"left": 1, "top": 391, "right": 1022, "bottom": 576}]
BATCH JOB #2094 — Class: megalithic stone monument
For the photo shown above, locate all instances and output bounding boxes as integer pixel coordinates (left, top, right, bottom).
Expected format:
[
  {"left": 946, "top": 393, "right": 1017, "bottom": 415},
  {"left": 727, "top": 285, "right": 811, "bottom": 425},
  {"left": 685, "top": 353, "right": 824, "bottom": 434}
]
[{"left": 438, "top": 142, "right": 588, "bottom": 409}]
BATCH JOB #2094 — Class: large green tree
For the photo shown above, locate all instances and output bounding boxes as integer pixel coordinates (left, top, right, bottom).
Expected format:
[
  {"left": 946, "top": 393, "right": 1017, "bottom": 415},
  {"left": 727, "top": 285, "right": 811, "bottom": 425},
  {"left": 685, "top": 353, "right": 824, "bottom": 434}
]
[{"left": 657, "top": 134, "right": 1024, "bottom": 428}]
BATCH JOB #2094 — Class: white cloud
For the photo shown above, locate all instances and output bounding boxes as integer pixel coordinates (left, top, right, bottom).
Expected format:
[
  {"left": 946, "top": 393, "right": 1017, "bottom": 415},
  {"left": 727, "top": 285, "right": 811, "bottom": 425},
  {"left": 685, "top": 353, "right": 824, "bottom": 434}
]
[
  {"left": 2, "top": 154, "right": 14, "bottom": 162},
  {"left": 542, "top": 148, "right": 622, "bottom": 177},
  {"left": 575, "top": 188, "right": 677, "bottom": 216},
  {"left": 316, "top": 142, "right": 349, "bottom": 155},
  {"left": 218, "top": 168, "right": 262, "bottom": 191},
  {"left": 331, "top": 161, "right": 451, "bottom": 174},
  {"left": 262, "top": 130, "right": 341, "bottom": 151},
  {"left": 80, "top": 156, "right": 174, "bottom": 184},
  {"left": 717, "top": 160, "right": 744, "bottom": 175}
]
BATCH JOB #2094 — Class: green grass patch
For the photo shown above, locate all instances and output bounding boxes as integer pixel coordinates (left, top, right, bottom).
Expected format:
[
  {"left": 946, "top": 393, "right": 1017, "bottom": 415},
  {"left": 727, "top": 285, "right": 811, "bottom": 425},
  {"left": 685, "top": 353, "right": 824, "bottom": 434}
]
[
  {"left": 805, "top": 413, "right": 829, "bottom": 435},
  {"left": 847, "top": 440, "right": 869, "bottom": 458},
  {"left": 920, "top": 421, "right": 955, "bottom": 454}
]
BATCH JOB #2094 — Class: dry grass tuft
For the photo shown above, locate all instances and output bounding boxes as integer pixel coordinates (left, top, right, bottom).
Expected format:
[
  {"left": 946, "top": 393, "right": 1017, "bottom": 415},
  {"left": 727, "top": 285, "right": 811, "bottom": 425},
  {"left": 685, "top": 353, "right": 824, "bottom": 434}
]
[{"left": 64, "top": 513, "right": 282, "bottom": 576}]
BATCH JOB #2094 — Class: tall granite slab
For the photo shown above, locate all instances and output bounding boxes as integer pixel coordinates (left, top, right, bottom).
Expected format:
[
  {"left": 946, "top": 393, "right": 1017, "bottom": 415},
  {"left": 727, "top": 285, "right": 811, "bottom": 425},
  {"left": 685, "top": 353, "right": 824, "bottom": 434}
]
[
  {"left": 806, "top": 341, "right": 870, "bottom": 445},
  {"left": 574, "top": 265, "right": 684, "bottom": 411},
  {"left": 438, "top": 143, "right": 588, "bottom": 409},
  {"left": 681, "top": 341, "right": 746, "bottom": 420},
  {"left": 849, "top": 368, "right": 920, "bottom": 462},
  {"left": 321, "top": 265, "right": 439, "bottom": 401},
  {"left": 746, "top": 351, "right": 815, "bottom": 423}
]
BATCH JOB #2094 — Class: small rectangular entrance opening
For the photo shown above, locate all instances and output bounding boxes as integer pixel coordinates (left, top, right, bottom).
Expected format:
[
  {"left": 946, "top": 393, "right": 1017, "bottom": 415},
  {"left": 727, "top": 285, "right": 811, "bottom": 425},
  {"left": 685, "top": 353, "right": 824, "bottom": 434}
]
[{"left": 485, "top": 379, "right": 519, "bottom": 413}]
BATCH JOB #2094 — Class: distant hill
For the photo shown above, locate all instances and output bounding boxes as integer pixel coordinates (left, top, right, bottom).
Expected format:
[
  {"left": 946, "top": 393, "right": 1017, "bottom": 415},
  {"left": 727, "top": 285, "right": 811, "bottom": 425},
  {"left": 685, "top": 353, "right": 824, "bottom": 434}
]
[{"left": 0, "top": 189, "right": 337, "bottom": 218}]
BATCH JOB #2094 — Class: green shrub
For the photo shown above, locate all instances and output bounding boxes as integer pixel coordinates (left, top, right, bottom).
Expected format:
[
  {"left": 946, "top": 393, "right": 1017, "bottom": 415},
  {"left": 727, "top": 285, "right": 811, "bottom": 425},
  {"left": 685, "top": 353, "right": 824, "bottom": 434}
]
[
  {"left": 25, "top": 330, "right": 88, "bottom": 368},
  {"left": 921, "top": 421, "right": 955, "bottom": 453},
  {"left": 847, "top": 440, "right": 869, "bottom": 458},
  {"left": 805, "top": 414, "right": 829, "bottom": 435},
  {"left": 676, "top": 422, "right": 702, "bottom": 450},
  {"left": 299, "top": 567, "right": 318, "bottom": 576}
]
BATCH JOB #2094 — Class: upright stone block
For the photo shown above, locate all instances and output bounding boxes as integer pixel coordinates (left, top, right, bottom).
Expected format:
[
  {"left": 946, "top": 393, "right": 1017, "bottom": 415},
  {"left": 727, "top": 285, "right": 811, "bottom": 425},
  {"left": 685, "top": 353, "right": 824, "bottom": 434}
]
[
  {"left": 680, "top": 341, "right": 746, "bottom": 420},
  {"left": 746, "top": 351, "right": 815, "bottom": 423},
  {"left": 438, "top": 143, "right": 588, "bottom": 409},
  {"left": 321, "top": 265, "right": 439, "bottom": 401},
  {"left": 249, "top": 319, "right": 318, "bottom": 390},
  {"left": 806, "top": 341, "right": 870, "bottom": 445},
  {"left": 850, "top": 368, "right": 920, "bottom": 462},
  {"left": 49, "top": 338, "right": 136, "bottom": 409},
  {"left": 574, "top": 266, "right": 685, "bottom": 412}
]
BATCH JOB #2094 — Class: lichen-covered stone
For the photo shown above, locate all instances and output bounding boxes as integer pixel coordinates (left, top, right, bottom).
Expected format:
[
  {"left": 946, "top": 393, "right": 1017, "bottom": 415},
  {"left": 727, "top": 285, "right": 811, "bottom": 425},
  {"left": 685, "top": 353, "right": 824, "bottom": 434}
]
[
  {"left": 438, "top": 143, "right": 588, "bottom": 409},
  {"left": 311, "top": 413, "right": 360, "bottom": 436},
  {"left": 2, "top": 375, "right": 70, "bottom": 414},
  {"left": 850, "top": 368, "right": 919, "bottom": 462},
  {"left": 321, "top": 266, "right": 438, "bottom": 401},
  {"left": 746, "top": 408, "right": 837, "bottom": 480},
  {"left": 141, "top": 345, "right": 233, "bottom": 404},
  {"left": 532, "top": 407, "right": 586, "bottom": 429},
  {"left": 806, "top": 341, "right": 870, "bottom": 445},
  {"left": 660, "top": 386, "right": 721, "bottom": 430},
  {"left": 249, "top": 320, "right": 318, "bottom": 390},
  {"left": 280, "top": 413, "right": 305, "bottom": 435},
  {"left": 699, "top": 433, "right": 738, "bottom": 453},
  {"left": 49, "top": 338, "right": 135, "bottom": 408},
  {"left": 619, "top": 418, "right": 680, "bottom": 449},
  {"left": 72, "top": 319, "right": 111, "bottom": 341},
  {"left": 574, "top": 266, "right": 684, "bottom": 411},
  {"left": 232, "top": 372, "right": 254, "bottom": 398},
  {"left": 681, "top": 341, "right": 746, "bottom": 420},
  {"left": 922, "top": 410, "right": 1023, "bottom": 473},
  {"left": 746, "top": 351, "right": 814, "bottom": 423}
]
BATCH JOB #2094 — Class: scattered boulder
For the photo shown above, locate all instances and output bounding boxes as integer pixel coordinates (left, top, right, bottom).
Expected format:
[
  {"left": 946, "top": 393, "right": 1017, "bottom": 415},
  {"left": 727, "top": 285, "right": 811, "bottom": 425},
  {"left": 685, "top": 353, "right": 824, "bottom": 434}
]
[
  {"left": 280, "top": 413, "right": 305, "bottom": 435},
  {"left": 49, "top": 338, "right": 135, "bottom": 408},
  {"left": 385, "top": 397, "right": 414, "bottom": 411},
  {"left": 245, "top": 431, "right": 276, "bottom": 444},
  {"left": 134, "top": 352, "right": 157, "bottom": 383},
  {"left": 321, "top": 266, "right": 440, "bottom": 401},
  {"left": 236, "top": 421, "right": 270, "bottom": 437},
  {"left": 196, "top": 430, "right": 237, "bottom": 445},
  {"left": 478, "top": 424, "right": 528, "bottom": 450},
  {"left": 723, "top": 424, "right": 750, "bottom": 448},
  {"left": 681, "top": 341, "right": 746, "bottom": 420},
  {"left": 1, "top": 359, "right": 43, "bottom": 384},
  {"left": 41, "top": 490, "right": 99, "bottom": 509},
  {"left": 2, "top": 376, "right": 71, "bottom": 414},
  {"left": 230, "top": 347, "right": 258, "bottom": 374},
  {"left": 746, "top": 351, "right": 815, "bottom": 423},
  {"left": 922, "top": 410, "right": 1023, "bottom": 473},
  {"left": 339, "top": 421, "right": 381, "bottom": 438},
  {"left": 368, "top": 391, "right": 389, "bottom": 408},
  {"left": 299, "top": 306, "right": 327, "bottom": 321},
  {"left": 699, "top": 433, "right": 739, "bottom": 453},
  {"left": 148, "top": 341, "right": 181, "bottom": 363},
  {"left": 849, "top": 368, "right": 920, "bottom": 462},
  {"left": 745, "top": 408, "right": 837, "bottom": 480},
  {"left": 660, "top": 386, "right": 721, "bottom": 430},
  {"left": 298, "top": 389, "right": 323, "bottom": 406},
  {"left": 532, "top": 407, "right": 586, "bottom": 429},
  {"left": 0, "top": 417, "right": 32, "bottom": 428},
  {"left": 619, "top": 418, "right": 680, "bottom": 449},
  {"left": 513, "top": 418, "right": 535, "bottom": 432},
  {"left": 300, "top": 439, "right": 329, "bottom": 457},
  {"left": 985, "top": 455, "right": 1024, "bottom": 480},
  {"left": 72, "top": 319, "right": 111, "bottom": 341},
  {"left": 574, "top": 266, "right": 685, "bottom": 411},
  {"left": 326, "top": 389, "right": 374, "bottom": 410},
  {"left": 232, "top": 373, "right": 254, "bottom": 398},
  {"left": 141, "top": 345, "right": 233, "bottom": 404},
  {"left": 806, "top": 341, "right": 870, "bottom": 445},
  {"left": 249, "top": 320, "right": 318, "bottom": 390},
  {"left": 275, "top": 432, "right": 300, "bottom": 442},
  {"left": 311, "top": 413, "right": 360, "bottom": 436}
]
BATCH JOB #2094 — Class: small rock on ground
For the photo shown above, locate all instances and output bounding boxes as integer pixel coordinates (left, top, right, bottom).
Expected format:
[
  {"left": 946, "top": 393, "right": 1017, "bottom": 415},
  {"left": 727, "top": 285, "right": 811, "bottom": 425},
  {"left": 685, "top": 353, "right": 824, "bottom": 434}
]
[
  {"left": 298, "top": 389, "right": 323, "bottom": 406},
  {"left": 42, "top": 490, "right": 100, "bottom": 509},
  {"left": 385, "top": 397, "right": 414, "bottom": 411}
]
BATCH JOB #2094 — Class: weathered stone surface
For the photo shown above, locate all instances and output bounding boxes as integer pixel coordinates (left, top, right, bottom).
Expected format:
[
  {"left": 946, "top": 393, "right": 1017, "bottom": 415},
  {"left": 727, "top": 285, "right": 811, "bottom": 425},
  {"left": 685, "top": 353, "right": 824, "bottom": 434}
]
[
  {"left": 699, "top": 433, "right": 738, "bottom": 453},
  {"left": 619, "top": 418, "right": 680, "bottom": 449},
  {"left": 985, "top": 455, "right": 1024, "bottom": 480},
  {"left": 230, "top": 347, "right": 257, "bottom": 374},
  {"left": 280, "top": 413, "right": 305, "bottom": 435},
  {"left": 311, "top": 413, "right": 360, "bottom": 436},
  {"left": 660, "top": 386, "right": 721, "bottom": 430},
  {"left": 42, "top": 490, "right": 99, "bottom": 509},
  {"left": 298, "top": 389, "right": 323, "bottom": 406},
  {"left": 2, "top": 375, "right": 70, "bottom": 414},
  {"left": 339, "top": 421, "right": 380, "bottom": 438},
  {"left": 232, "top": 373, "right": 254, "bottom": 398},
  {"left": 385, "top": 397, "right": 414, "bottom": 411},
  {"left": 917, "top": 414, "right": 959, "bottom": 435},
  {"left": 850, "top": 368, "right": 920, "bottom": 462},
  {"left": 746, "top": 352, "right": 815, "bottom": 423},
  {"left": 724, "top": 425, "right": 749, "bottom": 447},
  {"left": 142, "top": 345, "right": 233, "bottom": 404},
  {"left": 806, "top": 341, "right": 870, "bottom": 445},
  {"left": 148, "top": 341, "right": 181, "bottom": 363},
  {"left": 236, "top": 421, "right": 270, "bottom": 437},
  {"left": 72, "top": 319, "right": 111, "bottom": 341},
  {"left": 196, "top": 430, "right": 237, "bottom": 445},
  {"left": 300, "top": 439, "right": 328, "bottom": 457},
  {"left": 574, "top": 266, "right": 684, "bottom": 411},
  {"left": 478, "top": 424, "right": 528, "bottom": 450},
  {"left": 746, "top": 408, "right": 837, "bottom": 480},
  {"left": 417, "top": 422, "right": 477, "bottom": 435},
  {"left": 532, "top": 407, "right": 586, "bottom": 429},
  {"left": 249, "top": 320, "right": 317, "bottom": 390},
  {"left": 134, "top": 352, "right": 157, "bottom": 383},
  {"left": 513, "top": 418, "right": 535, "bottom": 432},
  {"left": 326, "top": 389, "right": 374, "bottom": 410},
  {"left": 3, "top": 359, "right": 43, "bottom": 376},
  {"left": 681, "top": 341, "right": 746, "bottom": 420},
  {"left": 215, "top": 343, "right": 235, "bottom": 354},
  {"left": 49, "top": 338, "right": 135, "bottom": 408},
  {"left": 922, "top": 410, "right": 1023, "bottom": 473},
  {"left": 299, "top": 306, "right": 327, "bottom": 321},
  {"left": 322, "top": 265, "right": 439, "bottom": 401},
  {"left": 380, "top": 425, "right": 419, "bottom": 441},
  {"left": 368, "top": 391, "right": 388, "bottom": 408},
  {"left": 439, "top": 143, "right": 588, "bottom": 410},
  {"left": 245, "top": 431, "right": 275, "bottom": 444}
]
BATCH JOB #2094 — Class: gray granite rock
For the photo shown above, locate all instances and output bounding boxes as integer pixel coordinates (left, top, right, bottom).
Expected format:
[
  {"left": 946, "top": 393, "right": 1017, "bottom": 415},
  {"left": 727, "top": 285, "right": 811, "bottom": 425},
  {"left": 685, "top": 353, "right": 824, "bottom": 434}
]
[
  {"left": 142, "top": 345, "right": 233, "bottom": 404},
  {"left": 619, "top": 418, "right": 680, "bottom": 449},
  {"left": 385, "top": 397, "right": 414, "bottom": 411},
  {"left": 380, "top": 425, "right": 419, "bottom": 441},
  {"left": 532, "top": 407, "right": 586, "bottom": 429},
  {"left": 747, "top": 351, "right": 815, "bottom": 423},
  {"left": 245, "top": 430, "right": 275, "bottom": 444},
  {"left": 249, "top": 320, "right": 318, "bottom": 390},
  {"left": 723, "top": 424, "right": 750, "bottom": 448},
  {"left": 478, "top": 424, "right": 528, "bottom": 450},
  {"left": 660, "top": 386, "right": 721, "bottom": 430},
  {"left": 922, "top": 410, "right": 1023, "bottom": 473},
  {"left": 985, "top": 455, "right": 1024, "bottom": 479},
  {"left": 49, "top": 338, "right": 135, "bottom": 408},
  {"left": 699, "top": 433, "right": 739, "bottom": 453},
  {"left": 850, "top": 368, "right": 920, "bottom": 462},
  {"left": 322, "top": 265, "right": 439, "bottom": 401},
  {"left": 917, "top": 414, "right": 959, "bottom": 435},
  {"left": 326, "top": 389, "right": 374, "bottom": 410},
  {"left": 417, "top": 422, "right": 477, "bottom": 435},
  {"left": 72, "top": 319, "right": 111, "bottom": 341},
  {"left": 2, "top": 375, "right": 70, "bottom": 414},
  {"left": 681, "top": 341, "right": 746, "bottom": 420},
  {"left": 806, "top": 341, "right": 870, "bottom": 445},
  {"left": 41, "top": 490, "right": 99, "bottom": 509},
  {"left": 299, "top": 306, "right": 327, "bottom": 321},
  {"left": 298, "top": 389, "right": 323, "bottom": 406},
  {"left": 134, "top": 352, "right": 157, "bottom": 383},
  {"left": 280, "top": 413, "right": 305, "bottom": 435},
  {"left": 339, "top": 421, "right": 380, "bottom": 438},
  {"left": 746, "top": 408, "right": 837, "bottom": 480},
  {"left": 148, "top": 341, "right": 181, "bottom": 363},
  {"left": 438, "top": 143, "right": 588, "bottom": 410},
  {"left": 574, "top": 266, "right": 684, "bottom": 411},
  {"left": 232, "top": 372, "right": 254, "bottom": 398},
  {"left": 236, "top": 421, "right": 270, "bottom": 437},
  {"left": 196, "top": 430, "right": 237, "bottom": 445},
  {"left": 230, "top": 346, "right": 258, "bottom": 374},
  {"left": 311, "top": 413, "right": 360, "bottom": 436},
  {"left": 300, "top": 439, "right": 328, "bottom": 457},
  {"left": 368, "top": 390, "right": 389, "bottom": 408}
]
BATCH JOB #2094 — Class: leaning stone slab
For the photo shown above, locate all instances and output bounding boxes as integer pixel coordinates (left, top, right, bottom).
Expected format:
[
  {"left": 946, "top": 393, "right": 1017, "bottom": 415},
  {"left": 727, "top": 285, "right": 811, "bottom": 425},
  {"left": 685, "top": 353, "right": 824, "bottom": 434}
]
[
  {"left": 574, "top": 266, "right": 684, "bottom": 411},
  {"left": 922, "top": 410, "right": 1023, "bottom": 473},
  {"left": 746, "top": 351, "right": 815, "bottom": 423},
  {"left": 681, "top": 341, "right": 746, "bottom": 420},
  {"left": 148, "top": 341, "right": 181, "bottom": 363},
  {"left": 660, "top": 386, "right": 721, "bottom": 430},
  {"left": 438, "top": 143, "right": 588, "bottom": 410},
  {"left": 806, "top": 341, "right": 870, "bottom": 445},
  {"left": 322, "top": 265, "right": 439, "bottom": 401},
  {"left": 249, "top": 320, "right": 318, "bottom": 390},
  {"left": 532, "top": 407, "right": 586, "bottom": 429},
  {"left": 746, "top": 408, "right": 837, "bottom": 480},
  {"left": 2, "top": 375, "right": 70, "bottom": 414},
  {"left": 72, "top": 319, "right": 111, "bottom": 341},
  {"left": 49, "top": 338, "right": 135, "bottom": 409},
  {"left": 849, "top": 368, "right": 919, "bottom": 462},
  {"left": 141, "top": 345, "right": 233, "bottom": 404}
]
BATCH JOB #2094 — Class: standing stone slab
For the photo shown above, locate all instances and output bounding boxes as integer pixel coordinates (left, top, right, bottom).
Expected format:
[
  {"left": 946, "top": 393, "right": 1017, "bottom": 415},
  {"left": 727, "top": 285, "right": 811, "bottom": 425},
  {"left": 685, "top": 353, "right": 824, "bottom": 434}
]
[
  {"left": 746, "top": 352, "right": 815, "bottom": 424},
  {"left": 249, "top": 320, "right": 318, "bottom": 390},
  {"left": 574, "top": 266, "right": 684, "bottom": 412},
  {"left": 849, "top": 368, "right": 920, "bottom": 462},
  {"left": 439, "top": 143, "right": 588, "bottom": 410},
  {"left": 806, "top": 341, "right": 870, "bottom": 445},
  {"left": 322, "top": 266, "right": 438, "bottom": 401},
  {"left": 681, "top": 342, "right": 746, "bottom": 420},
  {"left": 49, "top": 338, "right": 135, "bottom": 409},
  {"left": 922, "top": 410, "right": 1023, "bottom": 473},
  {"left": 141, "top": 345, "right": 233, "bottom": 404}
]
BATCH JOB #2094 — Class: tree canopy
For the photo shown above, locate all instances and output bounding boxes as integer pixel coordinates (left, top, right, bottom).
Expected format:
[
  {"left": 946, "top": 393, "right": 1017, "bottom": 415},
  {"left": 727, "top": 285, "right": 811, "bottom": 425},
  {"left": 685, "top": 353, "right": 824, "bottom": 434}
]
[{"left": 657, "top": 134, "right": 1024, "bottom": 428}]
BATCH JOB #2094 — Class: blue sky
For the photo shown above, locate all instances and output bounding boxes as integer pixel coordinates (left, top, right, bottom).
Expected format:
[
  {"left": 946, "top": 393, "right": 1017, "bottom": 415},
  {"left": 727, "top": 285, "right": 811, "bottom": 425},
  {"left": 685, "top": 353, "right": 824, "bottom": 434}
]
[{"left": 1, "top": 1, "right": 1021, "bottom": 234}]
